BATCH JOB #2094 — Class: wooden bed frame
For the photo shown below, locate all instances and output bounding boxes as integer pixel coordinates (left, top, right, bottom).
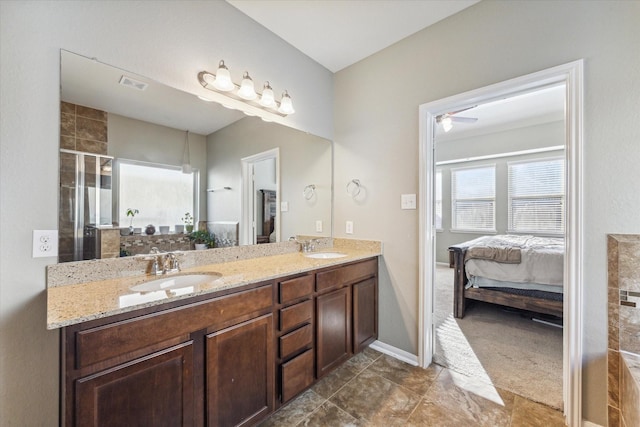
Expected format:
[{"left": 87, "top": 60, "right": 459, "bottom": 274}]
[{"left": 448, "top": 243, "right": 563, "bottom": 319}]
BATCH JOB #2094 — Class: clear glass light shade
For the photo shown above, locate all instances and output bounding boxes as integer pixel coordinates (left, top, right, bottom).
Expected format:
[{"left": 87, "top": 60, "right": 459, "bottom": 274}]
[
  {"left": 212, "top": 60, "right": 235, "bottom": 92},
  {"left": 441, "top": 116, "right": 453, "bottom": 132},
  {"left": 237, "top": 72, "right": 257, "bottom": 100},
  {"left": 278, "top": 91, "right": 295, "bottom": 115},
  {"left": 260, "top": 82, "right": 275, "bottom": 107}
]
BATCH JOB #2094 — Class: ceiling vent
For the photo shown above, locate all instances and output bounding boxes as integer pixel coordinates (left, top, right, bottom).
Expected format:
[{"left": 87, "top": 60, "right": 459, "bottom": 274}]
[{"left": 119, "top": 75, "right": 148, "bottom": 91}]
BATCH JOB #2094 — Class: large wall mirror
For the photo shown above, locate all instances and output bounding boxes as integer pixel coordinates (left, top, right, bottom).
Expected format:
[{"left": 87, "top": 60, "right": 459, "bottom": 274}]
[{"left": 59, "top": 50, "right": 332, "bottom": 263}]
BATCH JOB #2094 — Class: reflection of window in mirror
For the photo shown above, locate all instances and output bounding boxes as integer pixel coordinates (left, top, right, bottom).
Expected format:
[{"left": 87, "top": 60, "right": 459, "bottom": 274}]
[{"left": 118, "top": 160, "right": 198, "bottom": 231}]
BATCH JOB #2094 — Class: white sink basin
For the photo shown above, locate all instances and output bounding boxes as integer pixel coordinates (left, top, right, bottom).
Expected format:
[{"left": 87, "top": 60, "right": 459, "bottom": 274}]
[
  {"left": 304, "top": 252, "right": 348, "bottom": 259},
  {"left": 130, "top": 273, "right": 221, "bottom": 293}
]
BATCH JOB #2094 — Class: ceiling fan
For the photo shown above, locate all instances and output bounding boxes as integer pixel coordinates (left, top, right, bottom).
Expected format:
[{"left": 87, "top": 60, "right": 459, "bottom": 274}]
[{"left": 435, "top": 106, "right": 478, "bottom": 132}]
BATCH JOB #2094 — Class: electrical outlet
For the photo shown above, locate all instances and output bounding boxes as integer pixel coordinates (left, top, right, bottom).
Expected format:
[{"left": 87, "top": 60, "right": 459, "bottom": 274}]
[
  {"left": 280, "top": 201, "right": 289, "bottom": 212},
  {"left": 315, "top": 220, "right": 323, "bottom": 233},
  {"left": 346, "top": 221, "right": 354, "bottom": 234},
  {"left": 33, "top": 230, "right": 58, "bottom": 258}
]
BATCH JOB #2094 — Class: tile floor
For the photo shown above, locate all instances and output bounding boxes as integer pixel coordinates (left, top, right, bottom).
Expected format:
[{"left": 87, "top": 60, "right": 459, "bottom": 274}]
[{"left": 260, "top": 347, "right": 565, "bottom": 427}]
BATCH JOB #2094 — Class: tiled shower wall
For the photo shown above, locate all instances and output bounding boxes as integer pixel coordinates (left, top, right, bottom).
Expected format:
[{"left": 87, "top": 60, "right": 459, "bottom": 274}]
[
  {"left": 607, "top": 234, "right": 640, "bottom": 426},
  {"left": 58, "top": 102, "right": 108, "bottom": 262}
]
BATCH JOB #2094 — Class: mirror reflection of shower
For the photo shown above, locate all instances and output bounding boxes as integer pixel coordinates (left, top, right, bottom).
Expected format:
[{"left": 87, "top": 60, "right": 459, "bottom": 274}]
[{"left": 59, "top": 150, "right": 113, "bottom": 262}]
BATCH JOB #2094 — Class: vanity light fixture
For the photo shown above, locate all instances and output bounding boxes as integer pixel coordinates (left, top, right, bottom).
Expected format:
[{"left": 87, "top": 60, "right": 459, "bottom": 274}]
[
  {"left": 198, "top": 60, "right": 295, "bottom": 117},
  {"left": 182, "top": 131, "right": 192, "bottom": 174},
  {"left": 237, "top": 72, "right": 257, "bottom": 100}
]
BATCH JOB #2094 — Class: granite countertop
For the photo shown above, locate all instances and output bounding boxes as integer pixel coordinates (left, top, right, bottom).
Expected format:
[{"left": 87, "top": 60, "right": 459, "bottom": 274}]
[{"left": 47, "top": 245, "right": 381, "bottom": 329}]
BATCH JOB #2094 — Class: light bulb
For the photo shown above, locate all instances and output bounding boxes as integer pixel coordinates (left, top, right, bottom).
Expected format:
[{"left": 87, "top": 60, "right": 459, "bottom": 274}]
[
  {"left": 441, "top": 116, "right": 453, "bottom": 132},
  {"left": 238, "top": 71, "right": 257, "bottom": 100},
  {"left": 260, "top": 82, "right": 275, "bottom": 107},
  {"left": 212, "top": 60, "right": 234, "bottom": 92},
  {"left": 278, "top": 90, "right": 295, "bottom": 115}
]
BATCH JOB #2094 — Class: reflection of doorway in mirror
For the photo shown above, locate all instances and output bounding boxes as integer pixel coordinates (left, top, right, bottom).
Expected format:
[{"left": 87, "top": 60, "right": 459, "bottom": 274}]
[{"left": 240, "top": 148, "right": 280, "bottom": 245}]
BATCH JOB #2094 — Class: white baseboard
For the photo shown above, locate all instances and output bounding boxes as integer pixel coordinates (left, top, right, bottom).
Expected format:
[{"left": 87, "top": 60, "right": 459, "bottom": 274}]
[
  {"left": 369, "top": 340, "right": 419, "bottom": 366},
  {"left": 582, "top": 421, "right": 603, "bottom": 427}
]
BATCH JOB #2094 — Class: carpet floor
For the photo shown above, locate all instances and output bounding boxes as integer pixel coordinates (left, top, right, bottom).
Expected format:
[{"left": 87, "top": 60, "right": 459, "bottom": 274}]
[{"left": 433, "top": 264, "right": 563, "bottom": 410}]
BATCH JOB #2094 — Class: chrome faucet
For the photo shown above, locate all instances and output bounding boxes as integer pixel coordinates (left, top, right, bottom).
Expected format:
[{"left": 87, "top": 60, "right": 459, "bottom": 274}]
[
  {"left": 291, "top": 238, "right": 319, "bottom": 253},
  {"left": 148, "top": 248, "right": 181, "bottom": 275}
]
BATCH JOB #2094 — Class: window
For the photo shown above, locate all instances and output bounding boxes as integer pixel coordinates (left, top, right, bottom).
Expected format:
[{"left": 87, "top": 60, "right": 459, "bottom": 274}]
[
  {"left": 508, "top": 157, "right": 564, "bottom": 234},
  {"left": 451, "top": 165, "right": 496, "bottom": 232},
  {"left": 435, "top": 169, "right": 443, "bottom": 230},
  {"left": 118, "top": 160, "right": 198, "bottom": 229}
]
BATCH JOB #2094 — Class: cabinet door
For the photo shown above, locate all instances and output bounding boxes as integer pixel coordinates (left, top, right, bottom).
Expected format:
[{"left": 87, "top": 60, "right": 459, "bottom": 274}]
[
  {"left": 316, "top": 287, "right": 351, "bottom": 378},
  {"left": 206, "top": 314, "right": 274, "bottom": 427},
  {"left": 353, "top": 277, "right": 378, "bottom": 353},
  {"left": 75, "top": 341, "right": 194, "bottom": 427}
]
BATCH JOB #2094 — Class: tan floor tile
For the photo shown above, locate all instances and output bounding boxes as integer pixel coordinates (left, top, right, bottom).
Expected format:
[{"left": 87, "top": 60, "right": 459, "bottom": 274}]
[
  {"left": 299, "top": 401, "right": 364, "bottom": 427},
  {"left": 329, "top": 369, "right": 422, "bottom": 425},
  {"left": 407, "top": 368, "right": 515, "bottom": 427},
  {"left": 510, "top": 395, "right": 565, "bottom": 427},
  {"left": 312, "top": 361, "right": 362, "bottom": 399},
  {"left": 258, "top": 389, "right": 325, "bottom": 427},
  {"left": 368, "top": 355, "right": 442, "bottom": 395}
]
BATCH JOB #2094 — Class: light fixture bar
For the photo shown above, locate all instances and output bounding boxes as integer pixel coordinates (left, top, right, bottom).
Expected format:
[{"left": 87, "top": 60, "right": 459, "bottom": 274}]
[{"left": 197, "top": 61, "right": 295, "bottom": 117}]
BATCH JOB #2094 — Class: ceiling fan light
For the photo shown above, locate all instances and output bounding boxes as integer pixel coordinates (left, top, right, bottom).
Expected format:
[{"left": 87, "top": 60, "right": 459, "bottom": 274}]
[
  {"left": 260, "top": 82, "right": 275, "bottom": 107},
  {"left": 278, "top": 90, "right": 295, "bottom": 115},
  {"left": 212, "top": 60, "right": 235, "bottom": 92},
  {"left": 441, "top": 116, "right": 453, "bottom": 132},
  {"left": 238, "top": 71, "right": 257, "bottom": 100}
]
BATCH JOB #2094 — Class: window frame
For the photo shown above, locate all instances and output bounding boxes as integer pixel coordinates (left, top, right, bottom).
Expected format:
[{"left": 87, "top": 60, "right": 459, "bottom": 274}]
[
  {"left": 115, "top": 159, "right": 200, "bottom": 229},
  {"left": 450, "top": 163, "right": 496, "bottom": 233},
  {"left": 507, "top": 156, "right": 565, "bottom": 235}
]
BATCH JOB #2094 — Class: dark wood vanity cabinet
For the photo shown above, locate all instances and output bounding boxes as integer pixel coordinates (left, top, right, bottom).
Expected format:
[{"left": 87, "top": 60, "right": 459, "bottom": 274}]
[
  {"left": 61, "top": 257, "right": 378, "bottom": 426},
  {"left": 62, "top": 283, "right": 274, "bottom": 427},
  {"left": 315, "top": 258, "right": 378, "bottom": 379},
  {"left": 206, "top": 314, "right": 274, "bottom": 427}
]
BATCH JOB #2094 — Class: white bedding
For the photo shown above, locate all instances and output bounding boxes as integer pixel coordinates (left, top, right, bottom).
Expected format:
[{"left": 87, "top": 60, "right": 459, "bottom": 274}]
[{"left": 463, "top": 235, "right": 564, "bottom": 289}]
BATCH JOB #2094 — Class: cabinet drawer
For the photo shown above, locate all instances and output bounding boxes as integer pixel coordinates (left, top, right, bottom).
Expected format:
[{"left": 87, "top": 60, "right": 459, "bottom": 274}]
[
  {"left": 279, "top": 300, "right": 313, "bottom": 332},
  {"left": 281, "top": 349, "right": 314, "bottom": 403},
  {"left": 316, "top": 258, "right": 377, "bottom": 292},
  {"left": 75, "top": 284, "right": 273, "bottom": 369},
  {"left": 279, "top": 324, "right": 312, "bottom": 360},
  {"left": 279, "top": 275, "right": 314, "bottom": 304}
]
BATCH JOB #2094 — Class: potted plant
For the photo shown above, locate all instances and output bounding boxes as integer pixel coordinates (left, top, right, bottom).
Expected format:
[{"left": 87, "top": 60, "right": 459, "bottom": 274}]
[
  {"left": 182, "top": 212, "right": 194, "bottom": 233},
  {"left": 125, "top": 208, "right": 139, "bottom": 235},
  {"left": 187, "top": 230, "right": 215, "bottom": 250}
]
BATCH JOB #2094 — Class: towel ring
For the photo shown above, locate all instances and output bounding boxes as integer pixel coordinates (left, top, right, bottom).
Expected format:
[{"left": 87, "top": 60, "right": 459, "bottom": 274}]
[
  {"left": 303, "top": 184, "right": 316, "bottom": 200},
  {"left": 346, "top": 179, "right": 361, "bottom": 197}
]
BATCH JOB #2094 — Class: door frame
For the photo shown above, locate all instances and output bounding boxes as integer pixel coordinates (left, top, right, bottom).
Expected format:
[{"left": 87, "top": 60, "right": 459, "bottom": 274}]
[
  {"left": 240, "top": 148, "right": 280, "bottom": 245},
  {"left": 417, "top": 60, "right": 583, "bottom": 426}
]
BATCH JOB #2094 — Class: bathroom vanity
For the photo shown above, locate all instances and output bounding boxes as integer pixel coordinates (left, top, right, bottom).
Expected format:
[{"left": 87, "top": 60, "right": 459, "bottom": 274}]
[{"left": 49, "top": 244, "right": 379, "bottom": 426}]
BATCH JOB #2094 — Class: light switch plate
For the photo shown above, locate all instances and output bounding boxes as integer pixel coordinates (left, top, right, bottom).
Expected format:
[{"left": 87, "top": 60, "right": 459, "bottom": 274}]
[
  {"left": 401, "top": 194, "right": 417, "bottom": 210},
  {"left": 315, "top": 220, "right": 323, "bottom": 232},
  {"left": 346, "top": 221, "right": 354, "bottom": 234},
  {"left": 280, "top": 201, "right": 289, "bottom": 212},
  {"left": 33, "top": 230, "right": 58, "bottom": 258}
]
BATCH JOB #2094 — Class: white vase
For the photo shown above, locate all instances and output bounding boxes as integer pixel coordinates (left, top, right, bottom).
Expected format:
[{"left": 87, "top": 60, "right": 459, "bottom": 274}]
[{"left": 195, "top": 243, "right": 207, "bottom": 250}]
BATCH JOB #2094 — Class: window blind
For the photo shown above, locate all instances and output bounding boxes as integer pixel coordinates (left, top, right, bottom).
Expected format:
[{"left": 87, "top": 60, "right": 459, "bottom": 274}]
[
  {"left": 508, "top": 157, "right": 564, "bottom": 234},
  {"left": 451, "top": 165, "right": 495, "bottom": 231}
]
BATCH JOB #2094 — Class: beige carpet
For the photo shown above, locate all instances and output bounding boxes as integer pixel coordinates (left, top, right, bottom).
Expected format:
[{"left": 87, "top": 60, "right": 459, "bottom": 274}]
[{"left": 433, "top": 264, "right": 563, "bottom": 410}]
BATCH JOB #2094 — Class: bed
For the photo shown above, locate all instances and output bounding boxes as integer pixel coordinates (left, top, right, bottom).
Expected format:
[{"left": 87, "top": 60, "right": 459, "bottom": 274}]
[{"left": 448, "top": 235, "right": 564, "bottom": 319}]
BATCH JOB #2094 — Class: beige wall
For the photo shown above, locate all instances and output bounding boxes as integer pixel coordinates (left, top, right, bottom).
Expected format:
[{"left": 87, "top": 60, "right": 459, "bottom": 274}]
[
  {"left": 0, "top": 2, "right": 332, "bottom": 425},
  {"left": 207, "top": 117, "right": 332, "bottom": 241},
  {"left": 333, "top": 1, "right": 640, "bottom": 425}
]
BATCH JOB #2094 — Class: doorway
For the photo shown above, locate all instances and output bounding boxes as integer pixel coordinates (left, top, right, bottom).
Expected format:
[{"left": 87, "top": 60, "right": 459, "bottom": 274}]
[
  {"left": 418, "top": 61, "right": 583, "bottom": 426},
  {"left": 240, "top": 148, "right": 280, "bottom": 245}
]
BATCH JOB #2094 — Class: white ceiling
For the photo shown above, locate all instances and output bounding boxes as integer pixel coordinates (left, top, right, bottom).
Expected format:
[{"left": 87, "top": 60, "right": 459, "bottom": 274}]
[{"left": 226, "top": 0, "right": 480, "bottom": 72}]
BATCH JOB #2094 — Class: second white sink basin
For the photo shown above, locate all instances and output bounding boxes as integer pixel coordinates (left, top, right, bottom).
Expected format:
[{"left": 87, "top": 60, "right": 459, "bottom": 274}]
[
  {"left": 304, "top": 252, "right": 348, "bottom": 259},
  {"left": 130, "top": 273, "right": 221, "bottom": 293}
]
